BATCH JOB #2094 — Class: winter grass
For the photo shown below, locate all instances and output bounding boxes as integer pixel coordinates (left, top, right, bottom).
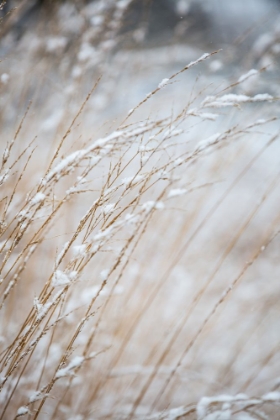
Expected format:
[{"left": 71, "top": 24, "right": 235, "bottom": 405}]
[
  {"left": 1, "top": 3, "right": 280, "bottom": 420},
  {"left": 1, "top": 51, "right": 280, "bottom": 419}
]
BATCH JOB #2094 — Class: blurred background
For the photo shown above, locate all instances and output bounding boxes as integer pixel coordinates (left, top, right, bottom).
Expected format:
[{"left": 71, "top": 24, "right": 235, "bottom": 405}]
[
  {"left": 1, "top": 0, "right": 280, "bottom": 132},
  {"left": 1, "top": 0, "right": 280, "bottom": 48}
]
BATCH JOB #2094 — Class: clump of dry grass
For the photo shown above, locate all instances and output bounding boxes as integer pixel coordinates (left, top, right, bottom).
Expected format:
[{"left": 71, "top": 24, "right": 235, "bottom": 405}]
[{"left": 1, "top": 3, "right": 280, "bottom": 420}]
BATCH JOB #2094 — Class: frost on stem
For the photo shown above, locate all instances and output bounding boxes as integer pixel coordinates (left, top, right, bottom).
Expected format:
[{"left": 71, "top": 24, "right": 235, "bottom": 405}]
[
  {"left": 103, "top": 203, "right": 116, "bottom": 215},
  {"left": 56, "top": 241, "right": 70, "bottom": 266},
  {"left": 196, "top": 133, "right": 221, "bottom": 152},
  {"left": 28, "top": 390, "right": 48, "bottom": 403},
  {"left": 55, "top": 356, "right": 85, "bottom": 378},
  {"left": 141, "top": 201, "right": 165, "bottom": 213},
  {"left": 73, "top": 243, "right": 87, "bottom": 257},
  {"left": 187, "top": 52, "right": 212, "bottom": 67},
  {"left": 197, "top": 395, "right": 232, "bottom": 420},
  {"left": 124, "top": 213, "right": 140, "bottom": 224},
  {"left": 33, "top": 298, "right": 52, "bottom": 321},
  {"left": 262, "top": 391, "right": 280, "bottom": 401},
  {"left": 0, "top": 169, "right": 9, "bottom": 186},
  {"left": 100, "top": 268, "right": 110, "bottom": 280},
  {"left": 202, "top": 93, "right": 273, "bottom": 108},
  {"left": 93, "top": 226, "right": 113, "bottom": 242},
  {"left": 238, "top": 68, "right": 258, "bottom": 83},
  {"left": 187, "top": 108, "right": 219, "bottom": 121},
  {"left": 30, "top": 192, "right": 45, "bottom": 205},
  {"left": 196, "top": 393, "right": 280, "bottom": 419},
  {"left": 52, "top": 270, "right": 77, "bottom": 287},
  {"left": 16, "top": 406, "right": 29, "bottom": 417},
  {"left": 44, "top": 150, "right": 88, "bottom": 183},
  {"left": 42, "top": 131, "right": 124, "bottom": 184},
  {"left": 122, "top": 175, "right": 144, "bottom": 186},
  {"left": 158, "top": 78, "right": 169, "bottom": 89},
  {"left": 33, "top": 291, "right": 62, "bottom": 321}
]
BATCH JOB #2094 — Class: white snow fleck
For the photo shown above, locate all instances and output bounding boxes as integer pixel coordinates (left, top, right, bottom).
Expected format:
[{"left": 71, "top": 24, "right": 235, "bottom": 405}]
[
  {"left": 202, "top": 93, "right": 273, "bottom": 108},
  {"left": 77, "top": 42, "right": 96, "bottom": 62},
  {"left": 116, "top": 0, "right": 132, "bottom": 10},
  {"left": 55, "top": 356, "right": 85, "bottom": 378},
  {"left": 173, "top": 158, "right": 183, "bottom": 167},
  {"left": 56, "top": 241, "right": 70, "bottom": 265},
  {"left": 90, "top": 15, "right": 104, "bottom": 26},
  {"left": 0, "top": 376, "right": 6, "bottom": 385},
  {"left": 199, "top": 112, "right": 219, "bottom": 121},
  {"left": 28, "top": 390, "right": 47, "bottom": 403},
  {"left": 124, "top": 213, "right": 139, "bottom": 224},
  {"left": 122, "top": 175, "right": 143, "bottom": 186},
  {"left": 204, "top": 410, "right": 231, "bottom": 420},
  {"left": 80, "top": 286, "right": 99, "bottom": 302},
  {"left": 170, "top": 128, "right": 183, "bottom": 135},
  {"left": 159, "top": 169, "right": 170, "bottom": 179},
  {"left": 72, "top": 65, "right": 83, "bottom": 79},
  {"left": 187, "top": 52, "right": 211, "bottom": 68},
  {"left": 16, "top": 406, "right": 29, "bottom": 417},
  {"left": 197, "top": 133, "right": 221, "bottom": 151},
  {"left": 66, "top": 186, "right": 78, "bottom": 195},
  {"left": 81, "top": 284, "right": 123, "bottom": 302},
  {"left": 197, "top": 395, "right": 239, "bottom": 419},
  {"left": 139, "top": 145, "right": 152, "bottom": 152},
  {"left": 89, "top": 155, "right": 101, "bottom": 166},
  {"left": 52, "top": 270, "right": 72, "bottom": 287},
  {"left": 197, "top": 396, "right": 211, "bottom": 419},
  {"left": 176, "top": 0, "right": 190, "bottom": 15},
  {"left": 238, "top": 69, "right": 258, "bottom": 83},
  {"left": 45, "top": 36, "right": 67, "bottom": 53},
  {"left": 209, "top": 60, "right": 223, "bottom": 72},
  {"left": 253, "top": 93, "right": 273, "bottom": 101},
  {"left": 168, "top": 188, "right": 187, "bottom": 198},
  {"left": 94, "top": 226, "right": 113, "bottom": 242},
  {"left": 158, "top": 78, "right": 169, "bottom": 88},
  {"left": 164, "top": 406, "right": 188, "bottom": 419},
  {"left": 262, "top": 391, "right": 280, "bottom": 401},
  {"left": 43, "top": 132, "right": 123, "bottom": 184},
  {"left": 100, "top": 269, "right": 110, "bottom": 280},
  {"left": 31, "top": 192, "right": 45, "bottom": 205},
  {"left": 1, "top": 73, "right": 9, "bottom": 85},
  {"left": 69, "top": 271, "right": 77, "bottom": 280},
  {"left": 188, "top": 108, "right": 219, "bottom": 120},
  {"left": 203, "top": 94, "right": 250, "bottom": 107},
  {"left": 0, "top": 169, "right": 9, "bottom": 186},
  {"left": 142, "top": 201, "right": 165, "bottom": 212},
  {"left": 45, "top": 150, "right": 86, "bottom": 182},
  {"left": 73, "top": 244, "right": 87, "bottom": 257},
  {"left": 103, "top": 203, "right": 116, "bottom": 215},
  {"left": 18, "top": 209, "right": 29, "bottom": 222},
  {"left": 34, "top": 291, "right": 61, "bottom": 320}
]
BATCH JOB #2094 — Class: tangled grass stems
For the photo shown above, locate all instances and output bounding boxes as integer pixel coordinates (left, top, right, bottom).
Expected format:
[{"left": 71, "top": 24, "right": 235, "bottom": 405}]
[{"left": 0, "top": 47, "right": 280, "bottom": 420}]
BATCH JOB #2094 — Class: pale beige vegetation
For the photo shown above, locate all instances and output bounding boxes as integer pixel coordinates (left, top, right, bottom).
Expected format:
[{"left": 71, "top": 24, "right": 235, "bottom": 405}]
[{"left": 1, "top": 2, "right": 280, "bottom": 419}]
